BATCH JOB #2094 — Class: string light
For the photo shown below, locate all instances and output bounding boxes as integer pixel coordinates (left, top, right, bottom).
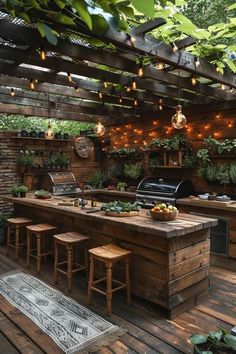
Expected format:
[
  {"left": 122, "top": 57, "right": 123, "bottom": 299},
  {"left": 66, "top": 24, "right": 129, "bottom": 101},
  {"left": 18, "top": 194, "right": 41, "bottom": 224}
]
[
  {"left": 214, "top": 131, "right": 219, "bottom": 137},
  {"left": 216, "top": 113, "right": 220, "bottom": 119},
  {"left": 67, "top": 72, "right": 72, "bottom": 82},
  {"left": 103, "top": 78, "right": 108, "bottom": 88},
  {"left": 152, "top": 121, "right": 158, "bottom": 125},
  {"left": 35, "top": 79, "right": 38, "bottom": 83},
  {"left": 30, "top": 79, "right": 35, "bottom": 90},
  {"left": 98, "top": 90, "right": 103, "bottom": 99},
  {"left": 119, "top": 96, "right": 122, "bottom": 103},
  {"left": 159, "top": 104, "right": 163, "bottom": 111},
  {"left": 10, "top": 88, "right": 15, "bottom": 96},
  {"left": 215, "top": 65, "right": 220, "bottom": 73},
  {"left": 94, "top": 119, "right": 105, "bottom": 137},
  {"left": 156, "top": 62, "right": 165, "bottom": 70},
  {"left": 74, "top": 85, "right": 79, "bottom": 93},
  {"left": 191, "top": 74, "right": 197, "bottom": 86},
  {"left": 126, "top": 86, "right": 131, "bottom": 92},
  {"left": 126, "top": 33, "right": 136, "bottom": 45},
  {"left": 40, "top": 48, "right": 46, "bottom": 60},
  {"left": 132, "top": 78, "right": 137, "bottom": 90},
  {"left": 229, "top": 87, "right": 233, "bottom": 93},
  {"left": 137, "top": 61, "right": 144, "bottom": 77},
  {"left": 198, "top": 132, "right": 202, "bottom": 138},
  {"left": 194, "top": 56, "right": 200, "bottom": 67},
  {"left": 204, "top": 124, "right": 210, "bottom": 130},
  {"left": 227, "top": 121, "right": 233, "bottom": 128},
  {"left": 171, "top": 42, "right": 178, "bottom": 53},
  {"left": 220, "top": 83, "right": 225, "bottom": 90},
  {"left": 134, "top": 98, "right": 138, "bottom": 106}
]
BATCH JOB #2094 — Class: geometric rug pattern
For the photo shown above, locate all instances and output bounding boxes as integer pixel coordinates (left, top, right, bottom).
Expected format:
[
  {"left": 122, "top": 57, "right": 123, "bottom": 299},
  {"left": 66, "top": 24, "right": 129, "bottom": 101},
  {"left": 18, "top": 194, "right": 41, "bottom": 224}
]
[{"left": 0, "top": 271, "right": 123, "bottom": 353}]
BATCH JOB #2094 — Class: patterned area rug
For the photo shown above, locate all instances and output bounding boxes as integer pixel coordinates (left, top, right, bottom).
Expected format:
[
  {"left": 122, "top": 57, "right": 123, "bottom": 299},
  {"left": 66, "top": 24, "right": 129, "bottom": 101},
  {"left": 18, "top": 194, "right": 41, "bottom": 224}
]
[{"left": 0, "top": 271, "right": 125, "bottom": 354}]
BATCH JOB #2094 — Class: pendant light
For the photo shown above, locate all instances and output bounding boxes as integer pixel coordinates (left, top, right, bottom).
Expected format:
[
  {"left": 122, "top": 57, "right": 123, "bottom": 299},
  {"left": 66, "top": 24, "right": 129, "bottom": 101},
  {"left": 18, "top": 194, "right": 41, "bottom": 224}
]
[
  {"left": 171, "top": 69, "right": 187, "bottom": 129},
  {"left": 44, "top": 94, "right": 55, "bottom": 140},
  {"left": 94, "top": 119, "right": 105, "bottom": 137}
]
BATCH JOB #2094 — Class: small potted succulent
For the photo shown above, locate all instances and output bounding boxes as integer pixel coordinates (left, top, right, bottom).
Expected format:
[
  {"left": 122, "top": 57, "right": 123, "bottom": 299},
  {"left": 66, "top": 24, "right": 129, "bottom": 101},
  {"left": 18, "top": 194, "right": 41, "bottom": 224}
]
[
  {"left": 190, "top": 329, "right": 236, "bottom": 354},
  {"left": 10, "top": 185, "right": 19, "bottom": 197},
  {"left": 18, "top": 185, "right": 28, "bottom": 197},
  {"left": 117, "top": 182, "right": 127, "bottom": 191}
]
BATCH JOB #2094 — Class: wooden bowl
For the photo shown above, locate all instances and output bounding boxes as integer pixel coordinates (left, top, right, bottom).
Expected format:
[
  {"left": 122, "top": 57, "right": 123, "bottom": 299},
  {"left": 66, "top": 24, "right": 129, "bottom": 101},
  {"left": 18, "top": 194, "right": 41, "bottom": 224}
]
[{"left": 150, "top": 210, "right": 178, "bottom": 221}]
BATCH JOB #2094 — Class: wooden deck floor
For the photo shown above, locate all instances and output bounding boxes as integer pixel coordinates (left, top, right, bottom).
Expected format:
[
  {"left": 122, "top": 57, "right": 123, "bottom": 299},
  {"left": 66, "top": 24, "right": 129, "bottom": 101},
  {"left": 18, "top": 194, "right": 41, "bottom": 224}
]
[{"left": 0, "top": 248, "right": 235, "bottom": 354}]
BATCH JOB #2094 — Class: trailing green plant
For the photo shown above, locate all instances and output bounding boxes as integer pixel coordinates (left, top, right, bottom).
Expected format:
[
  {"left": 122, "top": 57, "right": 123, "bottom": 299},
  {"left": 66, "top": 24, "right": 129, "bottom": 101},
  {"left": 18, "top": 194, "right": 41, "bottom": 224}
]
[
  {"left": 17, "top": 150, "right": 34, "bottom": 166},
  {"left": 217, "top": 139, "right": 236, "bottom": 154},
  {"left": 147, "top": 158, "right": 160, "bottom": 169},
  {"left": 124, "top": 162, "right": 142, "bottom": 180},
  {"left": 182, "top": 153, "right": 196, "bottom": 168},
  {"left": 54, "top": 153, "right": 70, "bottom": 167},
  {"left": 215, "top": 163, "right": 231, "bottom": 185},
  {"left": 101, "top": 201, "right": 140, "bottom": 213},
  {"left": 148, "top": 134, "right": 189, "bottom": 151},
  {"left": 190, "top": 328, "right": 236, "bottom": 354},
  {"left": 88, "top": 170, "right": 106, "bottom": 188},
  {"left": 197, "top": 149, "right": 211, "bottom": 165},
  {"left": 205, "top": 164, "right": 218, "bottom": 183},
  {"left": 204, "top": 136, "right": 220, "bottom": 150},
  {"left": 229, "top": 163, "right": 236, "bottom": 184}
]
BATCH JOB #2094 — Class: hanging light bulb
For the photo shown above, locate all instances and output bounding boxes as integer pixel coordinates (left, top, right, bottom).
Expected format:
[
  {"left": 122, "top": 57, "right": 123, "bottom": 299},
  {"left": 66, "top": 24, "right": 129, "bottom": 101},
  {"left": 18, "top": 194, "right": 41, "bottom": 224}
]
[
  {"left": 134, "top": 98, "right": 138, "bottom": 106},
  {"left": 171, "top": 105, "right": 187, "bottom": 129},
  {"left": 40, "top": 48, "right": 46, "bottom": 61},
  {"left": 171, "top": 42, "right": 178, "bottom": 53},
  {"left": 119, "top": 96, "right": 123, "bottom": 103},
  {"left": 220, "top": 83, "right": 225, "bottom": 90},
  {"left": 10, "top": 88, "right": 15, "bottom": 96},
  {"left": 67, "top": 72, "right": 72, "bottom": 82},
  {"left": 156, "top": 62, "right": 165, "bottom": 70},
  {"left": 126, "top": 86, "right": 131, "bottom": 92},
  {"left": 44, "top": 121, "right": 55, "bottom": 140},
  {"left": 103, "top": 78, "right": 108, "bottom": 88},
  {"left": 138, "top": 63, "right": 144, "bottom": 77},
  {"left": 98, "top": 90, "right": 103, "bottom": 99},
  {"left": 191, "top": 74, "right": 197, "bottom": 86},
  {"left": 74, "top": 85, "right": 79, "bottom": 93},
  {"left": 229, "top": 86, "right": 233, "bottom": 93},
  {"left": 94, "top": 119, "right": 105, "bottom": 137},
  {"left": 159, "top": 104, "right": 163, "bottom": 111},
  {"left": 132, "top": 78, "right": 137, "bottom": 90},
  {"left": 215, "top": 65, "right": 220, "bottom": 73}
]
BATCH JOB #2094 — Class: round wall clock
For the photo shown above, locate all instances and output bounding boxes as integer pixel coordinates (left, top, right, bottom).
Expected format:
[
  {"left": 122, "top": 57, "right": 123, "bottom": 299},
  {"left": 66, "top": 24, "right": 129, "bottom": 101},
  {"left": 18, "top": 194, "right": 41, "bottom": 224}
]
[{"left": 74, "top": 136, "right": 94, "bottom": 159}]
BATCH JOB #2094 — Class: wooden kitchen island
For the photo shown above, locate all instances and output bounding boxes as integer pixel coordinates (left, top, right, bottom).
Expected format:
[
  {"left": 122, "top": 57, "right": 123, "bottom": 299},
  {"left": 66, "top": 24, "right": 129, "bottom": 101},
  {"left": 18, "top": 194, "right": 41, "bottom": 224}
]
[{"left": 5, "top": 195, "right": 217, "bottom": 318}]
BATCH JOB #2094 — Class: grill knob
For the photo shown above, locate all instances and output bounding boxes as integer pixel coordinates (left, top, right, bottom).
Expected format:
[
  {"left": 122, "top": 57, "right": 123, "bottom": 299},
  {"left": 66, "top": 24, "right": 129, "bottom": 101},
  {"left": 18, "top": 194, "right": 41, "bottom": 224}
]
[{"left": 158, "top": 178, "right": 163, "bottom": 183}]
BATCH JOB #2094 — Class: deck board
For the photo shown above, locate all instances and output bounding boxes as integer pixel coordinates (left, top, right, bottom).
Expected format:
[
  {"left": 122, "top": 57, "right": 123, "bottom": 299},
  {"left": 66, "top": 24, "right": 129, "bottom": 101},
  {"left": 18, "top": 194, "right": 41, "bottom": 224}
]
[{"left": 0, "top": 248, "right": 235, "bottom": 354}]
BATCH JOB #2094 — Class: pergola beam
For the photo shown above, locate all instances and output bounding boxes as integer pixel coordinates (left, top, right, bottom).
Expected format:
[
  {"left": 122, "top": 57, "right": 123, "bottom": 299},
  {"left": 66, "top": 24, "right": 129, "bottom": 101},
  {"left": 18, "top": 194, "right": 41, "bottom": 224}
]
[
  {"left": 0, "top": 20, "right": 233, "bottom": 101},
  {"left": 134, "top": 18, "right": 167, "bottom": 35},
  {"left": 175, "top": 37, "right": 196, "bottom": 50}
]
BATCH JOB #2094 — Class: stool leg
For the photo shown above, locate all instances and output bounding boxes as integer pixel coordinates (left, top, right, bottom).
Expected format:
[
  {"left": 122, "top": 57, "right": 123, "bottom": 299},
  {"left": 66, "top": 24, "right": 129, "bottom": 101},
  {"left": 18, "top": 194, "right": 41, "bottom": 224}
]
[
  {"left": 26, "top": 229, "right": 31, "bottom": 267},
  {"left": 6, "top": 224, "right": 11, "bottom": 256},
  {"left": 125, "top": 256, "right": 131, "bottom": 305},
  {"left": 106, "top": 261, "right": 112, "bottom": 316},
  {"left": 67, "top": 244, "right": 72, "bottom": 293},
  {"left": 54, "top": 240, "right": 58, "bottom": 284},
  {"left": 36, "top": 234, "right": 41, "bottom": 274},
  {"left": 88, "top": 254, "right": 94, "bottom": 305},
  {"left": 15, "top": 226, "right": 20, "bottom": 260}
]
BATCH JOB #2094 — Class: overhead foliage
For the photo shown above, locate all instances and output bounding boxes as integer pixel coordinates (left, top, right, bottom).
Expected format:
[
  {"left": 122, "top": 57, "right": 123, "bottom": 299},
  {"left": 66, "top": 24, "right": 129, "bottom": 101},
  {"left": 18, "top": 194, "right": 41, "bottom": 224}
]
[{"left": 1, "top": 0, "right": 236, "bottom": 72}]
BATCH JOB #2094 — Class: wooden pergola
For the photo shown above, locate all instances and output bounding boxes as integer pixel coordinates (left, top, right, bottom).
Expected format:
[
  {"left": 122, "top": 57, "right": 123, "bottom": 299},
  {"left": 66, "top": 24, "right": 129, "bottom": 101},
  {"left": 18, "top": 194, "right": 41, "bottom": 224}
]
[{"left": 0, "top": 10, "right": 236, "bottom": 127}]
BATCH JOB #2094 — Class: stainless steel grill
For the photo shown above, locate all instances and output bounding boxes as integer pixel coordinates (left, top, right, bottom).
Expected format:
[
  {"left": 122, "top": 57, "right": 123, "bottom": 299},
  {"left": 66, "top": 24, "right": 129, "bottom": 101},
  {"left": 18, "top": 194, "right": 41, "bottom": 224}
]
[
  {"left": 136, "top": 177, "right": 194, "bottom": 208},
  {"left": 40, "top": 171, "right": 77, "bottom": 196}
]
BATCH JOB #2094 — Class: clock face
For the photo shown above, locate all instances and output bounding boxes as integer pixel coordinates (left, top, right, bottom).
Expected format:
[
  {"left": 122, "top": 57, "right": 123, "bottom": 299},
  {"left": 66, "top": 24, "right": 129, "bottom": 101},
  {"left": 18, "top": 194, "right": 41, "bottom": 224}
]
[{"left": 74, "top": 136, "right": 94, "bottom": 159}]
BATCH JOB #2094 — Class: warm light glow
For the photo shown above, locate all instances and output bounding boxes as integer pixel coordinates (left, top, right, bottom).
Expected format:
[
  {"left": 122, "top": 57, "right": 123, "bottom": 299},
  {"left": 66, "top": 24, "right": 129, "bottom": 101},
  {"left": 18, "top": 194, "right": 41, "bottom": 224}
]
[
  {"left": 216, "top": 113, "right": 220, "bottom": 119},
  {"left": 229, "top": 87, "right": 233, "bottom": 93},
  {"left": 103, "top": 79, "right": 108, "bottom": 88},
  {"left": 126, "top": 86, "right": 131, "bottom": 92},
  {"left": 220, "top": 83, "right": 225, "bottom": 90},
  {"left": 159, "top": 105, "right": 163, "bottom": 111},
  {"left": 67, "top": 72, "right": 72, "bottom": 82},
  {"left": 134, "top": 140, "right": 138, "bottom": 144},
  {"left": 216, "top": 65, "right": 220, "bottom": 72},
  {"left": 74, "top": 85, "right": 79, "bottom": 93},
  {"left": 194, "top": 56, "right": 200, "bottom": 67},
  {"left": 214, "top": 131, "right": 219, "bottom": 137},
  {"left": 94, "top": 120, "right": 105, "bottom": 137},
  {"left": 119, "top": 96, "right": 122, "bottom": 103},
  {"left": 10, "top": 88, "right": 15, "bottom": 96},
  {"left": 198, "top": 132, "right": 202, "bottom": 138},
  {"left": 30, "top": 79, "right": 35, "bottom": 90},
  {"left": 138, "top": 64, "right": 144, "bottom": 77},
  {"left": 129, "top": 36, "right": 136, "bottom": 44},
  {"left": 171, "top": 105, "right": 187, "bottom": 129},
  {"left": 172, "top": 42, "right": 178, "bottom": 52},
  {"left": 152, "top": 121, "right": 158, "bottom": 125},
  {"left": 227, "top": 121, "right": 233, "bottom": 128},
  {"left": 44, "top": 122, "right": 55, "bottom": 140},
  {"left": 159, "top": 98, "right": 163, "bottom": 104},
  {"left": 40, "top": 49, "right": 46, "bottom": 60},
  {"left": 134, "top": 98, "right": 138, "bottom": 106},
  {"left": 204, "top": 124, "right": 210, "bottom": 130},
  {"left": 132, "top": 78, "right": 137, "bottom": 90},
  {"left": 156, "top": 62, "right": 165, "bottom": 70},
  {"left": 191, "top": 75, "right": 197, "bottom": 86},
  {"left": 98, "top": 90, "right": 103, "bottom": 99}
]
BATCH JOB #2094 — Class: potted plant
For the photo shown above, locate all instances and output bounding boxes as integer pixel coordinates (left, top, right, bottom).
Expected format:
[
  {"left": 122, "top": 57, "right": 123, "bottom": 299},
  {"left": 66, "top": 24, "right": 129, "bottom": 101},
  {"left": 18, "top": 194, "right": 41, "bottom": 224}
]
[
  {"left": 124, "top": 162, "right": 142, "bottom": 181},
  {"left": 18, "top": 185, "right": 28, "bottom": 197},
  {"left": 117, "top": 182, "right": 127, "bottom": 191},
  {"left": 17, "top": 150, "right": 34, "bottom": 173},
  {"left": 0, "top": 213, "right": 6, "bottom": 245},
  {"left": 190, "top": 329, "right": 236, "bottom": 353},
  {"left": 10, "top": 185, "right": 19, "bottom": 197},
  {"left": 89, "top": 170, "right": 105, "bottom": 188}
]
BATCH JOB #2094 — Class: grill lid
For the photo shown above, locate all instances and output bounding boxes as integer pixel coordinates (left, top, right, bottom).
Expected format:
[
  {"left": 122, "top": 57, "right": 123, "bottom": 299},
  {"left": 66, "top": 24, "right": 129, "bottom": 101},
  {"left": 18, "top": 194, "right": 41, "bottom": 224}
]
[
  {"left": 137, "top": 177, "right": 194, "bottom": 197},
  {"left": 48, "top": 172, "right": 76, "bottom": 185}
]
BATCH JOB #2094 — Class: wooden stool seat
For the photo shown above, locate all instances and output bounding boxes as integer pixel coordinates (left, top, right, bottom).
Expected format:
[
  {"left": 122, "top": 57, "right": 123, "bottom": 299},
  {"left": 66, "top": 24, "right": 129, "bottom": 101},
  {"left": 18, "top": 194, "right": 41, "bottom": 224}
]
[
  {"left": 26, "top": 223, "right": 57, "bottom": 274},
  {"left": 54, "top": 232, "right": 90, "bottom": 292},
  {"left": 88, "top": 244, "right": 131, "bottom": 316},
  {"left": 6, "top": 217, "right": 34, "bottom": 260}
]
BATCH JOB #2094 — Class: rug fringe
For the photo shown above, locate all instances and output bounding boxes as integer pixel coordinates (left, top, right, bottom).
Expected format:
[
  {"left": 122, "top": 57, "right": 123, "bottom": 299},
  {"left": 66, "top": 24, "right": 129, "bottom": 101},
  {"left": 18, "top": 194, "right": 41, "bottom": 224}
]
[{"left": 69, "top": 328, "right": 127, "bottom": 354}]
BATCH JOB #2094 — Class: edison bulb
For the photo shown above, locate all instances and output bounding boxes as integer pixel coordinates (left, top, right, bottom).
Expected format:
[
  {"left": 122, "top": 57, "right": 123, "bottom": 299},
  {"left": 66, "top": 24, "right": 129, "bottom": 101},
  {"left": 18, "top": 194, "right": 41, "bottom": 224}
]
[
  {"left": 171, "top": 105, "right": 187, "bottom": 129},
  {"left": 94, "top": 121, "right": 105, "bottom": 137},
  {"left": 44, "top": 123, "right": 55, "bottom": 140}
]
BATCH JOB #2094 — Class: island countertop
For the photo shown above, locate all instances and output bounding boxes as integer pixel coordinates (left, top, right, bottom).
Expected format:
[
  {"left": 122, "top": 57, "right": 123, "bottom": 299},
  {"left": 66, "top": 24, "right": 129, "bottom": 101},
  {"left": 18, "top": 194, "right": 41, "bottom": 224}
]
[
  {"left": 4, "top": 195, "right": 217, "bottom": 238},
  {"left": 5, "top": 194, "right": 217, "bottom": 318},
  {"left": 177, "top": 197, "right": 236, "bottom": 212}
]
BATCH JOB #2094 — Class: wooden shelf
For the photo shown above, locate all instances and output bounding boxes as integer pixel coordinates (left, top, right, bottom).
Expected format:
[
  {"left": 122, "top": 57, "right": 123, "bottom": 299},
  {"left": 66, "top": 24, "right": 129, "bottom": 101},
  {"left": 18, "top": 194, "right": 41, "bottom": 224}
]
[
  {"left": 13, "top": 137, "right": 70, "bottom": 142},
  {"left": 150, "top": 165, "right": 183, "bottom": 169}
]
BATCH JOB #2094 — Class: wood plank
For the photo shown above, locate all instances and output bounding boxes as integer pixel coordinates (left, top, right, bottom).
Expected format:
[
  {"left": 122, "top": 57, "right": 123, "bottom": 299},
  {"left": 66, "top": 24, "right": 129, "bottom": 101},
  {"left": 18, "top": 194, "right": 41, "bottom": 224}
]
[
  {"left": 0, "top": 310, "right": 44, "bottom": 354},
  {"left": 169, "top": 252, "right": 210, "bottom": 280},
  {"left": 169, "top": 239, "right": 210, "bottom": 266},
  {"left": 0, "top": 297, "right": 63, "bottom": 354},
  {"left": 0, "top": 332, "right": 20, "bottom": 354}
]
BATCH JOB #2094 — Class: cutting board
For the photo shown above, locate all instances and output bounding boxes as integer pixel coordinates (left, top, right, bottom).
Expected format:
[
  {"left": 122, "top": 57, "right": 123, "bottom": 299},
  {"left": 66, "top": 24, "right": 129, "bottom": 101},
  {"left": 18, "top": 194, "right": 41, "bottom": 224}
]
[{"left": 194, "top": 198, "right": 236, "bottom": 207}]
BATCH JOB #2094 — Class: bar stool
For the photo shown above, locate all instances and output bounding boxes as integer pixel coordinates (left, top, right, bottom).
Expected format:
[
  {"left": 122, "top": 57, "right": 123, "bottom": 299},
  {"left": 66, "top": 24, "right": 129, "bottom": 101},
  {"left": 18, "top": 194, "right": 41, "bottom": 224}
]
[
  {"left": 54, "top": 232, "right": 90, "bottom": 292},
  {"left": 6, "top": 217, "right": 34, "bottom": 260},
  {"left": 26, "top": 223, "right": 57, "bottom": 273},
  {"left": 88, "top": 243, "right": 131, "bottom": 316}
]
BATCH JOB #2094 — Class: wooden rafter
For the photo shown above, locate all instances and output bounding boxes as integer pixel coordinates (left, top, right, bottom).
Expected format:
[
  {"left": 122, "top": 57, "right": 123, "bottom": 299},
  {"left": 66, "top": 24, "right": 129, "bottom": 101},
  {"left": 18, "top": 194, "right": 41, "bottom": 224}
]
[{"left": 134, "top": 18, "right": 167, "bottom": 35}]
